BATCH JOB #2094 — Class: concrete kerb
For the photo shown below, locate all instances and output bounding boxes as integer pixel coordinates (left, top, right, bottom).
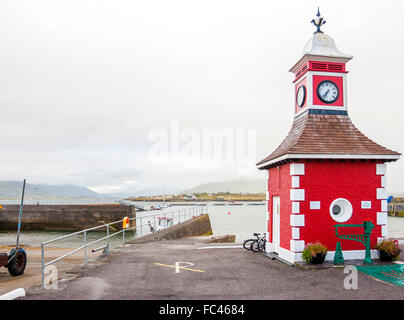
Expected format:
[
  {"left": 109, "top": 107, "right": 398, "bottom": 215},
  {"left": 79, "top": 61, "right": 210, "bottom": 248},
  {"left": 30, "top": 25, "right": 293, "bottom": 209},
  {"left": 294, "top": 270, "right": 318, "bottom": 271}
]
[{"left": 0, "top": 288, "right": 25, "bottom": 300}]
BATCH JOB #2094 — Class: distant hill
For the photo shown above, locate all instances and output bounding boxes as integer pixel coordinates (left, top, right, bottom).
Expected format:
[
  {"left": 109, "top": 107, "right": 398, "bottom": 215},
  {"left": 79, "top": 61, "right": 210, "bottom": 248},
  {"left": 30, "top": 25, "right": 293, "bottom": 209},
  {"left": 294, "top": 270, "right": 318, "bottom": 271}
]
[
  {"left": 183, "top": 179, "right": 266, "bottom": 194},
  {"left": 125, "top": 186, "right": 183, "bottom": 197},
  {"left": 0, "top": 181, "right": 114, "bottom": 200}
]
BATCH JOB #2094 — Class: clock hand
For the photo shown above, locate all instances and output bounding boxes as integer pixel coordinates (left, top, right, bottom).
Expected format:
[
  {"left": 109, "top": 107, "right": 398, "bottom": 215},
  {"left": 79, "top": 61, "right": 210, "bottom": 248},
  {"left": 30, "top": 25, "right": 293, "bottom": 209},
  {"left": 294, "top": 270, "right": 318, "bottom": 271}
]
[{"left": 322, "top": 89, "right": 330, "bottom": 99}]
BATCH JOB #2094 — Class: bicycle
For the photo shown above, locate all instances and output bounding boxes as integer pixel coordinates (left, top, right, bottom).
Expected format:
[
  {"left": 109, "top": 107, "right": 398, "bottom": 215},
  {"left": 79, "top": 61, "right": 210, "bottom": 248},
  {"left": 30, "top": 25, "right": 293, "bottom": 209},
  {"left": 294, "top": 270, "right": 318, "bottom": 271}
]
[
  {"left": 243, "top": 233, "right": 266, "bottom": 252},
  {"left": 251, "top": 233, "right": 266, "bottom": 252}
]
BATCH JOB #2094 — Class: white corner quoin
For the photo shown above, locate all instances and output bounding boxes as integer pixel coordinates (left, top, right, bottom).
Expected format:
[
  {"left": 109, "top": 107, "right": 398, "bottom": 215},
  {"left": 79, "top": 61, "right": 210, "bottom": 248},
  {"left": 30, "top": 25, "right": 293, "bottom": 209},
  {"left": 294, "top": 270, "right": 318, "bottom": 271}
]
[{"left": 290, "top": 163, "right": 305, "bottom": 176}]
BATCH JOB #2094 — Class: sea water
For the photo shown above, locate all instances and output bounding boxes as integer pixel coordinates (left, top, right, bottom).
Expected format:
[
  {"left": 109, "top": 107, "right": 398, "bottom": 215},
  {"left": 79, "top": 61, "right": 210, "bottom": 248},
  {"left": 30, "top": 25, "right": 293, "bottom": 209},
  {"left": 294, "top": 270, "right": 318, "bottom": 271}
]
[{"left": 0, "top": 204, "right": 403, "bottom": 247}]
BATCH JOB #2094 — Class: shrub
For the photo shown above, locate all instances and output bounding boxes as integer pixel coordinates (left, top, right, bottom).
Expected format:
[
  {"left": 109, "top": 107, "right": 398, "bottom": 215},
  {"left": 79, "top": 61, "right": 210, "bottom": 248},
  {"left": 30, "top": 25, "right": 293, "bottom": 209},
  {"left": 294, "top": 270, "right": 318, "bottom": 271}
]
[
  {"left": 302, "top": 242, "right": 328, "bottom": 264},
  {"left": 376, "top": 239, "right": 401, "bottom": 261}
]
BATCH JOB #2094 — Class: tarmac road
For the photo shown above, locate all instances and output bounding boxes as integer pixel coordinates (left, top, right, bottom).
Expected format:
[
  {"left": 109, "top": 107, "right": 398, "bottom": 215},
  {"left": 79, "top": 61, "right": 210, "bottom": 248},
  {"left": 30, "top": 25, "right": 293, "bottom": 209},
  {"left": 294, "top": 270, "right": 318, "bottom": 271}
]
[{"left": 23, "top": 238, "right": 404, "bottom": 300}]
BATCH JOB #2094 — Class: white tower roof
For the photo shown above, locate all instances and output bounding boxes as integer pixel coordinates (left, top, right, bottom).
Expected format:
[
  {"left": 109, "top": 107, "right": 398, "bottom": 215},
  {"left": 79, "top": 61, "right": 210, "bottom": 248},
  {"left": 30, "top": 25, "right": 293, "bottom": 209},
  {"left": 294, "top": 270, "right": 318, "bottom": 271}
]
[{"left": 302, "top": 32, "right": 352, "bottom": 59}]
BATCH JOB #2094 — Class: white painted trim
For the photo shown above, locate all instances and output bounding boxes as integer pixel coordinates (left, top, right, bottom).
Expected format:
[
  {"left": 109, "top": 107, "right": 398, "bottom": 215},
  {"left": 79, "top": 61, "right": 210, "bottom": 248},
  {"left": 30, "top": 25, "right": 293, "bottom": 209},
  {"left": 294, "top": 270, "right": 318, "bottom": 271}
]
[
  {"left": 310, "top": 201, "right": 320, "bottom": 210},
  {"left": 292, "top": 227, "right": 300, "bottom": 240},
  {"left": 292, "top": 202, "right": 300, "bottom": 214},
  {"left": 377, "top": 212, "right": 387, "bottom": 225},
  {"left": 290, "top": 163, "right": 305, "bottom": 175},
  {"left": 381, "top": 176, "right": 386, "bottom": 188},
  {"left": 290, "top": 189, "right": 305, "bottom": 201},
  {"left": 266, "top": 212, "right": 270, "bottom": 222},
  {"left": 277, "top": 246, "right": 297, "bottom": 263},
  {"left": 376, "top": 163, "right": 387, "bottom": 175},
  {"left": 290, "top": 240, "right": 305, "bottom": 252},
  {"left": 343, "top": 70, "right": 348, "bottom": 110},
  {"left": 265, "top": 241, "right": 274, "bottom": 253},
  {"left": 324, "top": 250, "right": 379, "bottom": 261},
  {"left": 266, "top": 191, "right": 269, "bottom": 201},
  {"left": 290, "top": 214, "right": 305, "bottom": 227},
  {"left": 291, "top": 176, "right": 300, "bottom": 188},
  {"left": 381, "top": 225, "right": 388, "bottom": 237},
  {"left": 310, "top": 70, "right": 348, "bottom": 78},
  {"left": 377, "top": 188, "right": 387, "bottom": 200},
  {"left": 381, "top": 200, "right": 388, "bottom": 212},
  {"left": 290, "top": 54, "right": 352, "bottom": 73},
  {"left": 272, "top": 247, "right": 378, "bottom": 264},
  {"left": 361, "top": 201, "right": 371, "bottom": 209},
  {"left": 306, "top": 73, "right": 313, "bottom": 115},
  {"left": 257, "top": 153, "right": 400, "bottom": 169}
]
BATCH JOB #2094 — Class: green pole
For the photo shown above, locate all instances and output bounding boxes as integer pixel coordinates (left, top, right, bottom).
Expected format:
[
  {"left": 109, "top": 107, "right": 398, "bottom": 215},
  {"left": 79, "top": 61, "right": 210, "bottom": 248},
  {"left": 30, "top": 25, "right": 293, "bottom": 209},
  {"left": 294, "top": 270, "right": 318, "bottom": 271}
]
[{"left": 363, "top": 221, "right": 374, "bottom": 264}]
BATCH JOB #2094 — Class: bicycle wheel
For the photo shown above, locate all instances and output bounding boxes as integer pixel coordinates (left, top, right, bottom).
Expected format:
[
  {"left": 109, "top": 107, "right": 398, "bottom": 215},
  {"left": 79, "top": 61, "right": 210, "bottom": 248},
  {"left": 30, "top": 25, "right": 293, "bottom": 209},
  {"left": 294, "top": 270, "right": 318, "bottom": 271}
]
[
  {"left": 258, "top": 238, "right": 266, "bottom": 252},
  {"left": 250, "top": 240, "right": 260, "bottom": 252},
  {"left": 243, "top": 239, "right": 255, "bottom": 251}
]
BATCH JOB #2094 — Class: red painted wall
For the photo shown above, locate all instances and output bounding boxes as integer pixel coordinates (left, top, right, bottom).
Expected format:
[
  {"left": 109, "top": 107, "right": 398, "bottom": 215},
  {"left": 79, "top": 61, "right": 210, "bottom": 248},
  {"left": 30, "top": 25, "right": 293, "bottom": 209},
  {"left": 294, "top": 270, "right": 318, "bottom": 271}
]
[
  {"left": 299, "top": 160, "right": 382, "bottom": 251},
  {"left": 267, "top": 164, "right": 292, "bottom": 250},
  {"left": 295, "top": 77, "right": 307, "bottom": 113},
  {"left": 267, "top": 160, "right": 383, "bottom": 253},
  {"left": 312, "top": 75, "right": 344, "bottom": 107}
]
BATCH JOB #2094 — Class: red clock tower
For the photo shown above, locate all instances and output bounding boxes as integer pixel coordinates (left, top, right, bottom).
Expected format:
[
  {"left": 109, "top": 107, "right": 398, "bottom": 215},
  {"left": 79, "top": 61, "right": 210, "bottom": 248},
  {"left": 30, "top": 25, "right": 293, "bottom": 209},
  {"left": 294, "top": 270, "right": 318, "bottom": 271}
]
[{"left": 257, "top": 9, "right": 400, "bottom": 264}]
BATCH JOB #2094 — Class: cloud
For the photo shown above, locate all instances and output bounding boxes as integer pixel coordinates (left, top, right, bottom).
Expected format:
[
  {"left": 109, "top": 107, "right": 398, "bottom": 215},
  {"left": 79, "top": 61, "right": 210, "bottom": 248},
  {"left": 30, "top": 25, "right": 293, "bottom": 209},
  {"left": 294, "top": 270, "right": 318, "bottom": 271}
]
[{"left": 0, "top": 0, "right": 403, "bottom": 193}]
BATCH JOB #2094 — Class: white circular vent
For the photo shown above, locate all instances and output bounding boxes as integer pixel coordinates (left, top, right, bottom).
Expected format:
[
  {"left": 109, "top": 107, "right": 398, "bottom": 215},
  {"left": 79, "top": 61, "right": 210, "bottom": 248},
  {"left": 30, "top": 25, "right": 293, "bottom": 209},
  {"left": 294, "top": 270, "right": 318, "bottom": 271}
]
[{"left": 329, "top": 198, "right": 353, "bottom": 223}]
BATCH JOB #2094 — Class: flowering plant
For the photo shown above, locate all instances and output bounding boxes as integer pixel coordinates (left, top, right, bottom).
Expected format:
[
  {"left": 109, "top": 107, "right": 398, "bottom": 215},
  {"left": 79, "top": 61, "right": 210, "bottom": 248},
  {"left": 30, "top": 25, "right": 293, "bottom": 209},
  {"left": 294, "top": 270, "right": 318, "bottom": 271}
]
[{"left": 302, "top": 242, "right": 328, "bottom": 264}]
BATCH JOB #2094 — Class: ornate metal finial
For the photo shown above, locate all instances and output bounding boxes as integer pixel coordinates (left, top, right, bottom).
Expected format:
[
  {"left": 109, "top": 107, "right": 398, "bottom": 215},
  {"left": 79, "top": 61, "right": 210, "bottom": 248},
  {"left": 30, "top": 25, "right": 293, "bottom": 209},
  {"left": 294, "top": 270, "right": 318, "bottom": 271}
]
[{"left": 311, "top": 7, "right": 326, "bottom": 34}]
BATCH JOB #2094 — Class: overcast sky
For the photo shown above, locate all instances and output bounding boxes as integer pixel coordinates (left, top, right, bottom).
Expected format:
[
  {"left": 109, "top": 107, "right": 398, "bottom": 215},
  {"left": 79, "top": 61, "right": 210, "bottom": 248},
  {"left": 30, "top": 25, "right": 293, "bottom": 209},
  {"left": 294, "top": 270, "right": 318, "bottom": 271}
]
[{"left": 0, "top": 0, "right": 403, "bottom": 195}]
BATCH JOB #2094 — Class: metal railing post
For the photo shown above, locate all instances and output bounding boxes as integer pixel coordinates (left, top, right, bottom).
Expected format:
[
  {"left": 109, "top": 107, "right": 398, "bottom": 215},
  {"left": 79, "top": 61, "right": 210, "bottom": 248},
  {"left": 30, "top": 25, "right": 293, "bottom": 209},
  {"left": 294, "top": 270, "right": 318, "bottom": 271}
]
[
  {"left": 84, "top": 231, "right": 87, "bottom": 264},
  {"left": 106, "top": 225, "right": 110, "bottom": 254},
  {"left": 41, "top": 243, "right": 45, "bottom": 288}
]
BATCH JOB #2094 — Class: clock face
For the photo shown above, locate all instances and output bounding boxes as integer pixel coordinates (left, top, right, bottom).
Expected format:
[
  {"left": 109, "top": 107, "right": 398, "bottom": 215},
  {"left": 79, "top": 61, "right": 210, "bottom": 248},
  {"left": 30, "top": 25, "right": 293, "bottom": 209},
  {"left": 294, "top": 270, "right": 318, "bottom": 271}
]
[
  {"left": 296, "top": 85, "right": 306, "bottom": 108},
  {"left": 317, "top": 80, "right": 339, "bottom": 104}
]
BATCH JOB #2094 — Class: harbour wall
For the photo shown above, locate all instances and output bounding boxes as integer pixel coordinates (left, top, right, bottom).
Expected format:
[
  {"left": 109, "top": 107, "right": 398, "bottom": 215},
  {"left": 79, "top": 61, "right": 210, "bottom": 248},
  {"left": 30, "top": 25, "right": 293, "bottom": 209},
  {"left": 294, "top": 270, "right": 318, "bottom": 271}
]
[
  {"left": 131, "top": 214, "right": 212, "bottom": 243},
  {"left": 0, "top": 204, "right": 135, "bottom": 231}
]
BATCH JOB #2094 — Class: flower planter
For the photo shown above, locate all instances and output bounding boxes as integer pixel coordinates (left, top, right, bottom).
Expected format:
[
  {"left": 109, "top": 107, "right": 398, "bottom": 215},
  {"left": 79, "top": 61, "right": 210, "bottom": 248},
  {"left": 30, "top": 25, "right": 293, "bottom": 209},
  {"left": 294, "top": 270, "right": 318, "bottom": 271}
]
[
  {"left": 311, "top": 253, "right": 326, "bottom": 264},
  {"left": 379, "top": 250, "right": 394, "bottom": 262}
]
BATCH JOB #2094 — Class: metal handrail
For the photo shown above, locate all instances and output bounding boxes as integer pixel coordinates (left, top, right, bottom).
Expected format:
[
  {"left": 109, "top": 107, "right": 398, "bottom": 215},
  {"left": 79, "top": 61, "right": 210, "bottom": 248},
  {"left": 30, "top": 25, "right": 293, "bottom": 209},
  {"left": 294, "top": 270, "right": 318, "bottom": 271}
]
[
  {"left": 40, "top": 205, "right": 206, "bottom": 287},
  {"left": 41, "top": 218, "right": 131, "bottom": 245}
]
